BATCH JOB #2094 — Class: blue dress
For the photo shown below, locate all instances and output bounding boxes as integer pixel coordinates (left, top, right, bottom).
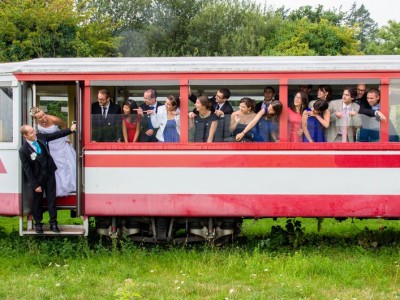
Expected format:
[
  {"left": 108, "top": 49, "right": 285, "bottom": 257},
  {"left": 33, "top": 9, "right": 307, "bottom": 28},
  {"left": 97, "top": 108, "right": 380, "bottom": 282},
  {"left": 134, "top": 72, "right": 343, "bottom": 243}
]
[
  {"left": 255, "top": 117, "right": 279, "bottom": 142},
  {"left": 303, "top": 108, "right": 325, "bottom": 142},
  {"left": 163, "top": 119, "right": 180, "bottom": 142},
  {"left": 229, "top": 123, "right": 259, "bottom": 142}
]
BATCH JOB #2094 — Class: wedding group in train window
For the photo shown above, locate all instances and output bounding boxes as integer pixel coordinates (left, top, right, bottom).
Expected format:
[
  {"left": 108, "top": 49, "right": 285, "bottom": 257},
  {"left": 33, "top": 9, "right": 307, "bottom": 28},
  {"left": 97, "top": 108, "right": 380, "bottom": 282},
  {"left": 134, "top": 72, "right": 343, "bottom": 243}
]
[{"left": 89, "top": 83, "right": 399, "bottom": 143}]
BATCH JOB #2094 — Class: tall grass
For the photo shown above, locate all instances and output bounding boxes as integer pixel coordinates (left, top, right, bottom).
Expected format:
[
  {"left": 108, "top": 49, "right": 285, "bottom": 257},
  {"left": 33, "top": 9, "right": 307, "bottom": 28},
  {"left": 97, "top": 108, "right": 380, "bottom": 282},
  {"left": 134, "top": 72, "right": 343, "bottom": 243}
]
[{"left": 0, "top": 215, "right": 399, "bottom": 299}]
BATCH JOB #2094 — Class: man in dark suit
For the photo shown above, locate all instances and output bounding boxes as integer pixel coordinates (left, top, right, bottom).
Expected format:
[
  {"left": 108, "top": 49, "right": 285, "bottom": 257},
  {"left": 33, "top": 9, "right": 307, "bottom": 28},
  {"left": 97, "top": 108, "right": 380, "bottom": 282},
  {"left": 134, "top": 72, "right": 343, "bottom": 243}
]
[
  {"left": 91, "top": 88, "right": 122, "bottom": 142},
  {"left": 255, "top": 86, "right": 276, "bottom": 113},
  {"left": 138, "top": 88, "right": 164, "bottom": 142},
  {"left": 354, "top": 83, "right": 367, "bottom": 105},
  {"left": 19, "top": 123, "right": 76, "bottom": 233}
]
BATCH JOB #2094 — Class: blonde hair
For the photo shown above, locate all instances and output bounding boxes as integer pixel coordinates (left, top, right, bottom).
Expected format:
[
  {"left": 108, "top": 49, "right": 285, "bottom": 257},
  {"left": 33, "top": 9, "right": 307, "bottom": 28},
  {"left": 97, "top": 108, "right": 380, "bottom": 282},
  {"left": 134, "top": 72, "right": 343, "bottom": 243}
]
[{"left": 29, "top": 107, "right": 41, "bottom": 117}]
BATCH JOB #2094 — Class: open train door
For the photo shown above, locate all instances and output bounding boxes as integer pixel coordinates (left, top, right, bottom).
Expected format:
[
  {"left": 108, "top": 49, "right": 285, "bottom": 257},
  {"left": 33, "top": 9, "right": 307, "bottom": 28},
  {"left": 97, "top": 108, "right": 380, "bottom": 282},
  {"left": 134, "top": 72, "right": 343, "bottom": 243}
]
[{"left": 19, "top": 81, "right": 88, "bottom": 235}]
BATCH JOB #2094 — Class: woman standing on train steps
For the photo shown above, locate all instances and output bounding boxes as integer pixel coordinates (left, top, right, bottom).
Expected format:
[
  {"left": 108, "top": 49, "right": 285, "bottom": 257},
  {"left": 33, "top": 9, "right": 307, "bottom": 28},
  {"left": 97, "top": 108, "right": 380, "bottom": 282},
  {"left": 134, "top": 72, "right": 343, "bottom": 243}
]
[{"left": 30, "top": 107, "right": 76, "bottom": 197}]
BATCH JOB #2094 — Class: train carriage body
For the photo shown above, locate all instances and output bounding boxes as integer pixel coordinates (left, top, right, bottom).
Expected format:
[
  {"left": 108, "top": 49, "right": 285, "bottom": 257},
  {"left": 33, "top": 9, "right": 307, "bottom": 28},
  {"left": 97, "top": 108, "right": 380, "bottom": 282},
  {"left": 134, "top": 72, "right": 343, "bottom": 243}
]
[{"left": 0, "top": 56, "right": 400, "bottom": 240}]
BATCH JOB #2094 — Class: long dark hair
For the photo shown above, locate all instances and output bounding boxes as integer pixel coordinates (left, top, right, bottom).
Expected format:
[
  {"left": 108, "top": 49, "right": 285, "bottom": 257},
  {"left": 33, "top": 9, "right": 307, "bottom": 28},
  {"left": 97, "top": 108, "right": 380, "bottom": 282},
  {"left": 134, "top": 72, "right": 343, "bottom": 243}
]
[
  {"left": 290, "top": 91, "right": 308, "bottom": 115},
  {"left": 268, "top": 100, "right": 283, "bottom": 119},
  {"left": 122, "top": 99, "right": 139, "bottom": 123},
  {"left": 318, "top": 85, "right": 333, "bottom": 101},
  {"left": 167, "top": 95, "right": 180, "bottom": 109}
]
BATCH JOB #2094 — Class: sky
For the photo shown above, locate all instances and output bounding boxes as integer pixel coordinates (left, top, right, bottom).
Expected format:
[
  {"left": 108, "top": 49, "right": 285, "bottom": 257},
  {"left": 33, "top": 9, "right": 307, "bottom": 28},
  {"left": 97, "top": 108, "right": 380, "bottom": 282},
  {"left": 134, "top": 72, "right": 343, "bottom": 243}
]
[{"left": 256, "top": 0, "right": 399, "bottom": 27}]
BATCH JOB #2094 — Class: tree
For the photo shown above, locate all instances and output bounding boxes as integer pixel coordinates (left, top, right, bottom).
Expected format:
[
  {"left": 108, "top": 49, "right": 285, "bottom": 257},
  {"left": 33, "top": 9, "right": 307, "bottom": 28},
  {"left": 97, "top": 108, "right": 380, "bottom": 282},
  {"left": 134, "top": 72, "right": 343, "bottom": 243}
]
[
  {"left": 345, "top": 2, "right": 378, "bottom": 52},
  {"left": 182, "top": 0, "right": 282, "bottom": 56},
  {"left": 0, "top": 0, "right": 120, "bottom": 62},
  {"left": 285, "top": 5, "right": 345, "bottom": 26},
  {"left": 143, "top": 0, "right": 214, "bottom": 56},
  {"left": 78, "top": 0, "right": 151, "bottom": 33},
  {"left": 269, "top": 18, "right": 361, "bottom": 56},
  {"left": 76, "top": 0, "right": 151, "bottom": 56},
  {"left": 365, "top": 21, "right": 400, "bottom": 54}
]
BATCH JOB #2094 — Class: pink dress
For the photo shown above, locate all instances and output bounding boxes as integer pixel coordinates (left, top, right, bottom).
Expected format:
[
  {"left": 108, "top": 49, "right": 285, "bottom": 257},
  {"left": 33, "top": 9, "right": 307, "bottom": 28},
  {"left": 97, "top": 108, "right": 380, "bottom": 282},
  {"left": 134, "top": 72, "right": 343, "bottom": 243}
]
[{"left": 288, "top": 108, "right": 303, "bottom": 142}]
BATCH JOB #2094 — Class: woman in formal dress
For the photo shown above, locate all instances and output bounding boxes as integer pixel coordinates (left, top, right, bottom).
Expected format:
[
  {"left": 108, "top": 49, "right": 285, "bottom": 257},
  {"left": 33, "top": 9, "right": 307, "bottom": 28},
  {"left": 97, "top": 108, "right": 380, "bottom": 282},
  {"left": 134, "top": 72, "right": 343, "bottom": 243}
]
[
  {"left": 229, "top": 97, "right": 258, "bottom": 142},
  {"left": 288, "top": 91, "right": 308, "bottom": 142},
  {"left": 308, "top": 84, "right": 333, "bottom": 109},
  {"left": 188, "top": 96, "right": 218, "bottom": 142},
  {"left": 30, "top": 107, "right": 76, "bottom": 197},
  {"left": 121, "top": 100, "right": 140, "bottom": 142},
  {"left": 150, "top": 95, "right": 180, "bottom": 142},
  {"left": 235, "top": 100, "right": 283, "bottom": 142},
  {"left": 302, "top": 99, "right": 330, "bottom": 143}
]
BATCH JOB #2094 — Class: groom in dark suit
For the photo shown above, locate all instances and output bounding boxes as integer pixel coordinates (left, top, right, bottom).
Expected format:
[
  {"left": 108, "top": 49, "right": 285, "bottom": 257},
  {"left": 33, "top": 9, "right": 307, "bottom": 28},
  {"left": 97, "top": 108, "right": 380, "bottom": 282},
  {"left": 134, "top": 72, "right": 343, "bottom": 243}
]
[
  {"left": 19, "top": 123, "right": 76, "bottom": 233},
  {"left": 91, "top": 88, "right": 122, "bottom": 142}
]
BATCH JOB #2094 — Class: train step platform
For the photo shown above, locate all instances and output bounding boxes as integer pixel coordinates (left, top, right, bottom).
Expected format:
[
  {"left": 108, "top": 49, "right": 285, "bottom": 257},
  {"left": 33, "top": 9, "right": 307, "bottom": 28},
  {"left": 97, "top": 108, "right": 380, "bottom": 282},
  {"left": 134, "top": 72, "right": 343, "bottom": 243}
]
[
  {"left": 19, "top": 216, "right": 89, "bottom": 236},
  {"left": 21, "top": 224, "right": 87, "bottom": 236}
]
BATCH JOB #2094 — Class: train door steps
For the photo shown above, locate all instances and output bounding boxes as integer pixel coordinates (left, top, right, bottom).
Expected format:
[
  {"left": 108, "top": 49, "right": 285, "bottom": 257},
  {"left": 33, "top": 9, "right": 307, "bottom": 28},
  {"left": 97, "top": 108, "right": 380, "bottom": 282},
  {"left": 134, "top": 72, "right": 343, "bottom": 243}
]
[
  {"left": 21, "top": 224, "right": 86, "bottom": 236},
  {"left": 19, "top": 217, "right": 89, "bottom": 236}
]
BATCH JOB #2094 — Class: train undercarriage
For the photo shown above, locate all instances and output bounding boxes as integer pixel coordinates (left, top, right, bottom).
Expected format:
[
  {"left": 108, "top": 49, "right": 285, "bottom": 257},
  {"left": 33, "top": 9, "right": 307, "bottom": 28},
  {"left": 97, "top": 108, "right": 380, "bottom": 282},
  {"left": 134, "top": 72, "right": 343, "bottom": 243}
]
[{"left": 95, "top": 217, "right": 242, "bottom": 244}]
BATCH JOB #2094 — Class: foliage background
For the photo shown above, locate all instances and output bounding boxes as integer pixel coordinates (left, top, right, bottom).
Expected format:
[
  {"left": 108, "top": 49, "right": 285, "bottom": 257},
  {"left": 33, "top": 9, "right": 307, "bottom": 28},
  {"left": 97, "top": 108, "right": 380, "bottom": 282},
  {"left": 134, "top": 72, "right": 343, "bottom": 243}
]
[{"left": 1, "top": 0, "right": 399, "bottom": 62}]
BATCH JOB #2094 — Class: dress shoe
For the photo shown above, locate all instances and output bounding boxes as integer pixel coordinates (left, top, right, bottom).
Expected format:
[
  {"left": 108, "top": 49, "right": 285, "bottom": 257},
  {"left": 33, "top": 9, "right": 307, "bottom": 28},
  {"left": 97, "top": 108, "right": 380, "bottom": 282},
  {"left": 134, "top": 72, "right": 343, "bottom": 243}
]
[
  {"left": 50, "top": 224, "right": 60, "bottom": 233},
  {"left": 35, "top": 223, "right": 43, "bottom": 234}
]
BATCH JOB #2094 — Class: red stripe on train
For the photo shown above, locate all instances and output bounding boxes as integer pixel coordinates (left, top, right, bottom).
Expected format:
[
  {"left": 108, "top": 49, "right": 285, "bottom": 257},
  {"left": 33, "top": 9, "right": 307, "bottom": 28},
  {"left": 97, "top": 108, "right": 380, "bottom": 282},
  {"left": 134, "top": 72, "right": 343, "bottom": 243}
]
[
  {"left": 0, "top": 159, "right": 6, "bottom": 173},
  {"left": 85, "top": 154, "right": 400, "bottom": 168},
  {"left": 84, "top": 194, "right": 400, "bottom": 218},
  {"left": 0, "top": 193, "right": 20, "bottom": 215}
]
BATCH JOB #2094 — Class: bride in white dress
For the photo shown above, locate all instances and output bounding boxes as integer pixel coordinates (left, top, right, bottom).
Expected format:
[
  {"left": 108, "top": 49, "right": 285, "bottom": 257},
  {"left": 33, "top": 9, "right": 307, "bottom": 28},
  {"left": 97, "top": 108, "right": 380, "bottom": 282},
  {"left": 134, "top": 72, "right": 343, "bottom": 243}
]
[{"left": 30, "top": 107, "right": 76, "bottom": 197}]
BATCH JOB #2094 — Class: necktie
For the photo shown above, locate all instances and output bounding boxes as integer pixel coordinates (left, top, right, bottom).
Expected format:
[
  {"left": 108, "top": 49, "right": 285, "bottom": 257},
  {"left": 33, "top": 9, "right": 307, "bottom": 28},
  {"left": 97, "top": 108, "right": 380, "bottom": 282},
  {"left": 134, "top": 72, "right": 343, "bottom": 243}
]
[
  {"left": 149, "top": 106, "right": 155, "bottom": 110},
  {"left": 342, "top": 107, "right": 348, "bottom": 143},
  {"left": 102, "top": 106, "right": 107, "bottom": 118},
  {"left": 33, "top": 140, "right": 42, "bottom": 154}
]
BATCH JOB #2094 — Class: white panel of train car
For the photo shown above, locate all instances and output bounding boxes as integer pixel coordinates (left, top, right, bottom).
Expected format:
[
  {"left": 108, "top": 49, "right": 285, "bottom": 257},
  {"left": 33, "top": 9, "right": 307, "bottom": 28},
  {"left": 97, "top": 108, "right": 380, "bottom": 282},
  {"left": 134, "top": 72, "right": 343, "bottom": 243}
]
[{"left": 84, "top": 151, "right": 400, "bottom": 196}]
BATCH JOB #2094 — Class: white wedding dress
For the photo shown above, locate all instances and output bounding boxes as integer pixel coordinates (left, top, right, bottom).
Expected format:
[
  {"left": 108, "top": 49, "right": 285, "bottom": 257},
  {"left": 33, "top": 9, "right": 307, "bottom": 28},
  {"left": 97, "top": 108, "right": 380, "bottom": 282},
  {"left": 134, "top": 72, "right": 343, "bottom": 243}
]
[{"left": 38, "top": 124, "right": 76, "bottom": 197}]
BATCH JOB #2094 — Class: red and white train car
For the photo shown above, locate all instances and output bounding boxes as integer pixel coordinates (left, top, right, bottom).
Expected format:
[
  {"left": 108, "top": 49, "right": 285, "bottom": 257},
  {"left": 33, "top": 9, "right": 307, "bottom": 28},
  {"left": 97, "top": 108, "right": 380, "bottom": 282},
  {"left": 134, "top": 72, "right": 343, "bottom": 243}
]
[{"left": 0, "top": 56, "right": 400, "bottom": 241}]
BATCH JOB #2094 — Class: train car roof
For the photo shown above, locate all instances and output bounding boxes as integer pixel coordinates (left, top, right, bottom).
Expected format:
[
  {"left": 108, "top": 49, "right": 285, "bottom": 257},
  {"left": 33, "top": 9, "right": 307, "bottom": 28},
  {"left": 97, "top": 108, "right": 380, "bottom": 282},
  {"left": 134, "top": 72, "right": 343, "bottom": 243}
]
[
  {"left": 3, "top": 55, "right": 400, "bottom": 73},
  {"left": 0, "top": 62, "right": 23, "bottom": 74}
]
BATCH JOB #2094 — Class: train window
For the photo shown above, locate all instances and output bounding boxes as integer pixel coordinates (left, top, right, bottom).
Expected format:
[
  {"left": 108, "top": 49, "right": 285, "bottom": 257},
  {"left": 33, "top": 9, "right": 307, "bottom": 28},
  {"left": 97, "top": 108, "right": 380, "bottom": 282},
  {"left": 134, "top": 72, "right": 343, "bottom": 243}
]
[
  {"left": 188, "top": 80, "right": 280, "bottom": 143},
  {"left": 288, "top": 79, "right": 381, "bottom": 143},
  {"left": 90, "top": 83, "right": 180, "bottom": 142},
  {"left": 35, "top": 85, "right": 71, "bottom": 125},
  {"left": 389, "top": 80, "right": 400, "bottom": 142},
  {"left": 0, "top": 86, "right": 13, "bottom": 142},
  {"left": 87, "top": 78, "right": 395, "bottom": 145}
]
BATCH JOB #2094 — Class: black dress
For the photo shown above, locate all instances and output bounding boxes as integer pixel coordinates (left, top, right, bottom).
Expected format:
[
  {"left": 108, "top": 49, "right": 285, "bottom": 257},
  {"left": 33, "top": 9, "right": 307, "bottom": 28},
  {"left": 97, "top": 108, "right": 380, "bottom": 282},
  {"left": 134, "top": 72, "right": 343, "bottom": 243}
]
[{"left": 193, "top": 114, "right": 218, "bottom": 142}]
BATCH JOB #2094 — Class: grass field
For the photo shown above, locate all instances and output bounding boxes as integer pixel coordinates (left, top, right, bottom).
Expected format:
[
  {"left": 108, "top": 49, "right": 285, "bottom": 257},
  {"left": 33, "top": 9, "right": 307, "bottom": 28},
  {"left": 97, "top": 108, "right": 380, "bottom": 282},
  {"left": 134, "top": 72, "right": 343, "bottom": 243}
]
[{"left": 0, "top": 214, "right": 399, "bottom": 299}]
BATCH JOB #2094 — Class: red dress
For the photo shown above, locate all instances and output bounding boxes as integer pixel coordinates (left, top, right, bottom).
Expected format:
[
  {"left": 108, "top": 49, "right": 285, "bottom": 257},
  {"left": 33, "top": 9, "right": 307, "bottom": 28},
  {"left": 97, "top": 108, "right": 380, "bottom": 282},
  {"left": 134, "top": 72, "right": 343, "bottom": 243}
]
[
  {"left": 288, "top": 108, "right": 303, "bottom": 142},
  {"left": 123, "top": 116, "right": 138, "bottom": 142}
]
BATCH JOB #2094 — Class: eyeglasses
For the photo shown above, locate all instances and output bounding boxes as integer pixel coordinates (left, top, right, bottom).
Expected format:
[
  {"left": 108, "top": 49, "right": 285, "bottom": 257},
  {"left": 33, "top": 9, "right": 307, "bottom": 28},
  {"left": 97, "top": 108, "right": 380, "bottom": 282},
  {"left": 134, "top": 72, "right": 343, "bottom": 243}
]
[
  {"left": 357, "top": 89, "right": 366, "bottom": 92},
  {"left": 215, "top": 94, "right": 224, "bottom": 99},
  {"left": 144, "top": 97, "right": 153, "bottom": 101},
  {"left": 98, "top": 98, "right": 108, "bottom": 101}
]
